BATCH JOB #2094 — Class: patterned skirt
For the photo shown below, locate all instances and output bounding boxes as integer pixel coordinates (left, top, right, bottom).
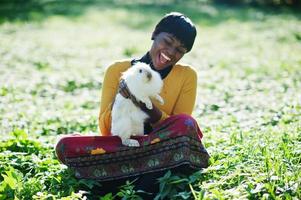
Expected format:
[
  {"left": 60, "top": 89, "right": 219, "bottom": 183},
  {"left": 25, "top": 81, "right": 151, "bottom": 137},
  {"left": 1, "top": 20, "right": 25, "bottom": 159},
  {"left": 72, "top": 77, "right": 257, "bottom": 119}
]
[{"left": 55, "top": 114, "right": 210, "bottom": 181}]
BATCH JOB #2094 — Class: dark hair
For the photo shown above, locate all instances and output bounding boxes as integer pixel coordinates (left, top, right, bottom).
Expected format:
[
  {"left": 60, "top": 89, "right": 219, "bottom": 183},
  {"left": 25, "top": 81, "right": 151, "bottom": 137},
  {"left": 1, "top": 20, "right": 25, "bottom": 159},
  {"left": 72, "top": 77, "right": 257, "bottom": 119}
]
[{"left": 152, "top": 12, "right": 197, "bottom": 52}]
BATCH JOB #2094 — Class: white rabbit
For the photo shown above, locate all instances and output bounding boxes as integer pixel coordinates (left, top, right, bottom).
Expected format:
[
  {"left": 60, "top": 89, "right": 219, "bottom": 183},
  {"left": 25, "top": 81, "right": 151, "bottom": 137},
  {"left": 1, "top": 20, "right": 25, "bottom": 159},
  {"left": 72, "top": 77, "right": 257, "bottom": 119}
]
[{"left": 111, "top": 62, "right": 164, "bottom": 147}]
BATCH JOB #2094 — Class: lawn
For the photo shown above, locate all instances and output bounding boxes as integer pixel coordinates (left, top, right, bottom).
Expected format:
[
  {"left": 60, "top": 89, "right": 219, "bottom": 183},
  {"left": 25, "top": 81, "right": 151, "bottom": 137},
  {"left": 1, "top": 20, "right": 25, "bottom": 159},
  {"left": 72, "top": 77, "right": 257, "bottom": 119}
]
[{"left": 0, "top": 0, "right": 300, "bottom": 199}]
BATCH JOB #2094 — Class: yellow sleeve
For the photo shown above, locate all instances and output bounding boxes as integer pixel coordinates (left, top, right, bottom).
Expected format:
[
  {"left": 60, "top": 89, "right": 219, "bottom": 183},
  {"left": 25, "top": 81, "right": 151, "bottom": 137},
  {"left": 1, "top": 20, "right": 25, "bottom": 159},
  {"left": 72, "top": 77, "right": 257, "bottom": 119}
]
[
  {"left": 98, "top": 62, "right": 126, "bottom": 136},
  {"left": 173, "top": 68, "right": 197, "bottom": 115},
  {"left": 153, "top": 67, "right": 197, "bottom": 126}
]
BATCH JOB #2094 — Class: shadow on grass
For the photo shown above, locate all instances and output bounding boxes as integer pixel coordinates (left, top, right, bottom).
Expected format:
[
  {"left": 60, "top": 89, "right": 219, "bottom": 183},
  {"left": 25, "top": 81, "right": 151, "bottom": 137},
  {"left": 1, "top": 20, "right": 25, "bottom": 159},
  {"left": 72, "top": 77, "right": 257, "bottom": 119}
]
[{"left": 0, "top": 0, "right": 300, "bottom": 27}]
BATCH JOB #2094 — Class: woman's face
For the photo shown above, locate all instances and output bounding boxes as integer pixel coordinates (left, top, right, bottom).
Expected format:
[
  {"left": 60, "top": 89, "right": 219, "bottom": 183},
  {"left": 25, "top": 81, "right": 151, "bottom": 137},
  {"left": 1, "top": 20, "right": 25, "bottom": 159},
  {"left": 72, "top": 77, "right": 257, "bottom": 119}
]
[{"left": 149, "top": 32, "right": 187, "bottom": 70}]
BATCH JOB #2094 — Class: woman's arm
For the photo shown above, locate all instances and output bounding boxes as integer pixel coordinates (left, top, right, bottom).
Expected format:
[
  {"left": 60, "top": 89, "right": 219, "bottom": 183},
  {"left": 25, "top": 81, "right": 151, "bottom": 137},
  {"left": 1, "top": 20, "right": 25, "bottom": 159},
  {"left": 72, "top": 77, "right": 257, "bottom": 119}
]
[{"left": 151, "top": 66, "right": 198, "bottom": 126}]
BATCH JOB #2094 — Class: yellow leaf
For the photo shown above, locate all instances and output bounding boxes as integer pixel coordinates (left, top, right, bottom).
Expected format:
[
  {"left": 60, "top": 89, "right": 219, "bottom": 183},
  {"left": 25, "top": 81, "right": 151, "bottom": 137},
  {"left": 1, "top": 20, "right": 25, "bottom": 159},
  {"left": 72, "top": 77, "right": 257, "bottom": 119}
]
[
  {"left": 91, "top": 148, "right": 106, "bottom": 155},
  {"left": 151, "top": 138, "right": 160, "bottom": 144}
]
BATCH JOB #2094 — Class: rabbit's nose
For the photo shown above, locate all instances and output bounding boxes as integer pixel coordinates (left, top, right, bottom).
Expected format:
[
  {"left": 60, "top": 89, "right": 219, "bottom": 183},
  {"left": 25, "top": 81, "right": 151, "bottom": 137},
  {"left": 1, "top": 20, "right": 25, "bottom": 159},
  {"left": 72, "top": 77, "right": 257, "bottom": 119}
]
[{"left": 147, "top": 72, "right": 152, "bottom": 80}]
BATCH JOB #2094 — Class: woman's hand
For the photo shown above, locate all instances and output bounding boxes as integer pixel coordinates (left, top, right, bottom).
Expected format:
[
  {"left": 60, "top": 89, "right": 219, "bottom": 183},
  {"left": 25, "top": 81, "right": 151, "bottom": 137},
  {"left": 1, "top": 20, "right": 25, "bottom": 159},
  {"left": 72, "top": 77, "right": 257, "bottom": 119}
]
[
  {"left": 118, "top": 79, "right": 162, "bottom": 123},
  {"left": 118, "top": 79, "right": 131, "bottom": 99},
  {"left": 118, "top": 79, "right": 140, "bottom": 106}
]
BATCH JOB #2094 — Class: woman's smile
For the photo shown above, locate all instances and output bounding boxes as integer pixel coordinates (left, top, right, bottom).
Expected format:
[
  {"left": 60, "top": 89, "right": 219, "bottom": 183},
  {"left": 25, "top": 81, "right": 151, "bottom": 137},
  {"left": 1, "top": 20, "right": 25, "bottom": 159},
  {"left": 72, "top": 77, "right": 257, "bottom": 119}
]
[
  {"left": 156, "top": 52, "right": 171, "bottom": 68},
  {"left": 150, "top": 32, "right": 186, "bottom": 70}
]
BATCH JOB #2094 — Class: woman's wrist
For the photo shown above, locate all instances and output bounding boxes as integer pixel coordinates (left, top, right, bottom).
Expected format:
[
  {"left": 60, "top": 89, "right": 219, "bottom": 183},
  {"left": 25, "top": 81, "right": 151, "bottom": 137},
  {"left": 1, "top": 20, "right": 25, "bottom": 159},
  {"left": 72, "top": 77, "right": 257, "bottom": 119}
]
[
  {"left": 128, "top": 95, "right": 162, "bottom": 123},
  {"left": 139, "top": 102, "right": 162, "bottom": 123}
]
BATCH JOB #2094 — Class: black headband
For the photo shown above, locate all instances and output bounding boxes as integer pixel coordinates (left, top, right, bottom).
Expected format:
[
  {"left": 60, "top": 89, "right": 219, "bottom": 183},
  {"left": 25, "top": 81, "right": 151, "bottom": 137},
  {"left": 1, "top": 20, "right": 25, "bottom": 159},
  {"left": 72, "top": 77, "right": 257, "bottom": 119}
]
[{"left": 153, "top": 12, "right": 197, "bottom": 52}]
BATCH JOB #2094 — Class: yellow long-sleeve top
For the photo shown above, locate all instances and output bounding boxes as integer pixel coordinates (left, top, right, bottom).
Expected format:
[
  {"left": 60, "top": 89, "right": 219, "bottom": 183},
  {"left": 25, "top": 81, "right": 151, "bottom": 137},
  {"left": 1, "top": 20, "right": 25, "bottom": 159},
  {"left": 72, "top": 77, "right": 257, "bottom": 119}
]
[{"left": 98, "top": 60, "right": 197, "bottom": 136}]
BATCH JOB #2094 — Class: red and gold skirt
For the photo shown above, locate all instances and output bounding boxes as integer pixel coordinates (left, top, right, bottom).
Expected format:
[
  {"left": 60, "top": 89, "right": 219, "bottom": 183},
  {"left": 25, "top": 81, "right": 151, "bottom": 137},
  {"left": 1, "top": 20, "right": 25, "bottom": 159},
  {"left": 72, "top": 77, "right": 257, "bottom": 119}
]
[{"left": 55, "top": 114, "right": 210, "bottom": 181}]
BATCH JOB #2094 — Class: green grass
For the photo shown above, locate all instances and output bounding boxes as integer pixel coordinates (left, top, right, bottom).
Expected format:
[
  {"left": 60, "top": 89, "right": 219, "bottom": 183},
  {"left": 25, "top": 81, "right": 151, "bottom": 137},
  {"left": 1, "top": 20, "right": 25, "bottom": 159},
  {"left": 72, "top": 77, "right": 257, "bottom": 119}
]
[{"left": 0, "top": 0, "right": 301, "bottom": 199}]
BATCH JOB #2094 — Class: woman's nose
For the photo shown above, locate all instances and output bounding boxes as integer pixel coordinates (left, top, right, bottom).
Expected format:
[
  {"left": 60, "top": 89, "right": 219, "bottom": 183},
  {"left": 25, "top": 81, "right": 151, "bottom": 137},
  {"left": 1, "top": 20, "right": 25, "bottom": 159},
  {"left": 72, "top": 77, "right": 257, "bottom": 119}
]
[{"left": 167, "top": 46, "right": 176, "bottom": 57}]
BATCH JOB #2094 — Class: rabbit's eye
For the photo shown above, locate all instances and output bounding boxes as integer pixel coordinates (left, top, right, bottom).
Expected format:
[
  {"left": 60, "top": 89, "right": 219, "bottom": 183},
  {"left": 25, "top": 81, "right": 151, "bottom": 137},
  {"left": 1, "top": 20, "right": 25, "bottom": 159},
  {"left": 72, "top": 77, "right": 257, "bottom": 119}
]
[{"left": 139, "top": 69, "right": 142, "bottom": 73}]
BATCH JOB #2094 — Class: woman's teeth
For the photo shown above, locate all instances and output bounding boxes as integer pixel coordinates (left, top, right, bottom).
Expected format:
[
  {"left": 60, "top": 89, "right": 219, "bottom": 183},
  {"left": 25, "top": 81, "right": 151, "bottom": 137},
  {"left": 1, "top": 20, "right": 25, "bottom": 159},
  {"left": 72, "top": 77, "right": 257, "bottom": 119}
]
[{"left": 161, "top": 53, "right": 171, "bottom": 61}]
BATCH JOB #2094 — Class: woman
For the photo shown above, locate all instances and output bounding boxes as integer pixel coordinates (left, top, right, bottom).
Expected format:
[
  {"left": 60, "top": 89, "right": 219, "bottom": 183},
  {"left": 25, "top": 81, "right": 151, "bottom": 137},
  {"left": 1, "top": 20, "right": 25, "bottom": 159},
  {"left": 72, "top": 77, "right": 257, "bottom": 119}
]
[
  {"left": 56, "top": 12, "right": 209, "bottom": 198},
  {"left": 100, "top": 12, "right": 198, "bottom": 136}
]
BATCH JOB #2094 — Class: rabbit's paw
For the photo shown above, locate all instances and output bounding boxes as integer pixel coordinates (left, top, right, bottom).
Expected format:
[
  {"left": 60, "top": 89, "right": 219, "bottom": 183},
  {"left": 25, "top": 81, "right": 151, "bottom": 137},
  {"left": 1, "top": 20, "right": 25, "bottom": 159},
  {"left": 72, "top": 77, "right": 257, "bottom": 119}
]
[{"left": 123, "top": 139, "right": 140, "bottom": 147}]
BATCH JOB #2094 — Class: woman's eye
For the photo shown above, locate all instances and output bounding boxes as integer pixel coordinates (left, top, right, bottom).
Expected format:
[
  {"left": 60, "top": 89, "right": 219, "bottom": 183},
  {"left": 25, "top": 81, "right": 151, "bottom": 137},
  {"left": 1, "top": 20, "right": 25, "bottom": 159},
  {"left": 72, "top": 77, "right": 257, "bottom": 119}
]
[
  {"left": 177, "top": 48, "right": 185, "bottom": 54},
  {"left": 164, "top": 38, "right": 172, "bottom": 46}
]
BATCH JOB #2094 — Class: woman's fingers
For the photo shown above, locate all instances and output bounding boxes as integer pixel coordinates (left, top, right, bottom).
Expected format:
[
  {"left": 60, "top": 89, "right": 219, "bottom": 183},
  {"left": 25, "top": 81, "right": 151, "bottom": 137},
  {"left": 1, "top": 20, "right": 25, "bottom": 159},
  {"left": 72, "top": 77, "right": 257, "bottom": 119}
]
[
  {"left": 119, "top": 89, "right": 128, "bottom": 98},
  {"left": 119, "top": 79, "right": 148, "bottom": 109},
  {"left": 118, "top": 79, "right": 130, "bottom": 98},
  {"left": 123, "top": 86, "right": 131, "bottom": 98}
]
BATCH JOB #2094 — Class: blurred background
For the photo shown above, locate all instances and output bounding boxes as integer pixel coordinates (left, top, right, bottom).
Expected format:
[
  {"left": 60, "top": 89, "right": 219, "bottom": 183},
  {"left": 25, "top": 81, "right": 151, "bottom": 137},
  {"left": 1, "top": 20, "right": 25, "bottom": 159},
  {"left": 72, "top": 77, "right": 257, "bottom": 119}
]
[{"left": 0, "top": 0, "right": 300, "bottom": 136}]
